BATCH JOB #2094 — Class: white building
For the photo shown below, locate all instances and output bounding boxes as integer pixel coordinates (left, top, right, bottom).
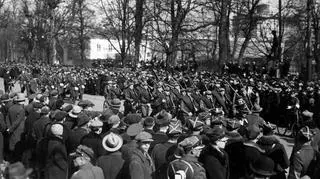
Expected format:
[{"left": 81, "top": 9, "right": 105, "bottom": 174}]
[{"left": 87, "top": 38, "right": 153, "bottom": 62}]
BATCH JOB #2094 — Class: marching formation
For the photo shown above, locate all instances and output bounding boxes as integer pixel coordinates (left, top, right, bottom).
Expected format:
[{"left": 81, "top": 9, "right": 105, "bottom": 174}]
[{"left": 0, "top": 62, "right": 319, "bottom": 179}]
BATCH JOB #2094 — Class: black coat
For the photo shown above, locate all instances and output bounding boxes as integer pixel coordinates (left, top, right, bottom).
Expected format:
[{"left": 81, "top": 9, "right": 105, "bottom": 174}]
[
  {"left": 199, "top": 145, "right": 229, "bottom": 179},
  {"left": 80, "top": 132, "right": 105, "bottom": 158},
  {"left": 68, "top": 127, "right": 88, "bottom": 153},
  {"left": 96, "top": 151, "right": 125, "bottom": 179},
  {"left": 151, "top": 142, "right": 175, "bottom": 179},
  {"left": 44, "top": 136, "right": 68, "bottom": 179},
  {"left": 224, "top": 138, "right": 246, "bottom": 179}
]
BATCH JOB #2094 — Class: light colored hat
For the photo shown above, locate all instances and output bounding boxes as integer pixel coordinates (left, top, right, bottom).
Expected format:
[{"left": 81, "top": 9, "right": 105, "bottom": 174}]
[
  {"left": 14, "top": 93, "right": 26, "bottom": 102},
  {"left": 51, "top": 123, "right": 64, "bottom": 136},
  {"left": 102, "top": 132, "right": 123, "bottom": 152},
  {"left": 135, "top": 131, "right": 153, "bottom": 142},
  {"left": 69, "top": 105, "right": 83, "bottom": 118}
]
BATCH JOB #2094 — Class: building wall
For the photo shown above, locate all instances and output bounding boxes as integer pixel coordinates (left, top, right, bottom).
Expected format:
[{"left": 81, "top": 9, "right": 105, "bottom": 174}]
[{"left": 87, "top": 38, "right": 153, "bottom": 61}]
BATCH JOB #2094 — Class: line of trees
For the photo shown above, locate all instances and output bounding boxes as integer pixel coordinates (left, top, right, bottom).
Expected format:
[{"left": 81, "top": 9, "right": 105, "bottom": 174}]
[{"left": 0, "top": 0, "right": 320, "bottom": 75}]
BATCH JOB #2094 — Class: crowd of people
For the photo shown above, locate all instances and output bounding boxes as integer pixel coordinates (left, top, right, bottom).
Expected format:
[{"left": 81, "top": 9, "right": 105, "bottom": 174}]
[{"left": 0, "top": 62, "right": 319, "bottom": 179}]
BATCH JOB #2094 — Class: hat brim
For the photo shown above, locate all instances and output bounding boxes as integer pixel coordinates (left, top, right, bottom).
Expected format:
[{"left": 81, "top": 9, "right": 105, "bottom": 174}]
[
  {"left": 249, "top": 163, "right": 276, "bottom": 176},
  {"left": 102, "top": 134, "right": 123, "bottom": 152},
  {"left": 140, "top": 138, "right": 154, "bottom": 142},
  {"left": 69, "top": 112, "right": 79, "bottom": 118}
]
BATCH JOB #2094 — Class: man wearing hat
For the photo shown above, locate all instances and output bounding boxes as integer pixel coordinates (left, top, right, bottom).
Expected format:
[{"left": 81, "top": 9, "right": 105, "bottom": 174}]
[
  {"left": 80, "top": 117, "right": 105, "bottom": 159},
  {"left": 243, "top": 124, "right": 265, "bottom": 178},
  {"left": 151, "top": 121, "right": 182, "bottom": 179},
  {"left": 143, "top": 117, "right": 155, "bottom": 135},
  {"left": 43, "top": 123, "right": 68, "bottom": 179},
  {"left": 65, "top": 105, "right": 82, "bottom": 130},
  {"left": 249, "top": 155, "right": 277, "bottom": 179},
  {"left": 200, "top": 126, "right": 229, "bottom": 179},
  {"left": 97, "top": 132, "right": 124, "bottom": 179},
  {"left": 48, "top": 90, "right": 59, "bottom": 110},
  {"left": 288, "top": 126, "right": 315, "bottom": 179},
  {"left": 137, "top": 81, "right": 153, "bottom": 117},
  {"left": 32, "top": 106, "right": 51, "bottom": 142},
  {"left": 150, "top": 110, "right": 171, "bottom": 153},
  {"left": 68, "top": 113, "right": 91, "bottom": 153},
  {"left": 180, "top": 88, "right": 198, "bottom": 117},
  {"left": 167, "top": 135, "right": 206, "bottom": 179},
  {"left": 200, "top": 90, "right": 215, "bottom": 112},
  {"left": 121, "top": 123, "right": 144, "bottom": 162},
  {"left": 7, "top": 93, "right": 26, "bottom": 160},
  {"left": 128, "top": 131, "right": 155, "bottom": 179},
  {"left": 123, "top": 81, "right": 139, "bottom": 115},
  {"left": 212, "top": 87, "right": 231, "bottom": 116},
  {"left": 70, "top": 145, "right": 104, "bottom": 179}
]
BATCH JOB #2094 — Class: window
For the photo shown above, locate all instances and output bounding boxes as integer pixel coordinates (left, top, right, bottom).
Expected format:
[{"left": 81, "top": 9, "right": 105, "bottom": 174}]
[
  {"left": 97, "top": 44, "right": 101, "bottom": 52},
  {"left": 108, "top": 44, "right": 113, "bottom": 51}
]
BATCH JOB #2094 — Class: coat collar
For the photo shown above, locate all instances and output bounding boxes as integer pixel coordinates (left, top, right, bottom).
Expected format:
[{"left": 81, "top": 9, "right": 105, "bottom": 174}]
[{"left": 243, "top": 141, "right": 265, "bottom": 153}]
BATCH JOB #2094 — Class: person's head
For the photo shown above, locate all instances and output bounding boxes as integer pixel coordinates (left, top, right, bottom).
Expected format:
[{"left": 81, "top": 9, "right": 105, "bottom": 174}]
[
  {"left": 50, "top": 123, "right": 64, "bottom": 139},
  {"left": 143, "top": 117, "right": 155, "bottom": 129},
  {"left": 108, "top": 115, "right": 121, "bottom": 129},
  {"left": 179, "top": 135, "right": 204, "bottom": 157},
  {"left": 5, "top": 162, "right": 32, "bottom": 179},
  {"left": 71, "top": 145, "right": 94, "bottom": 167},
  {"left": 89, "top": 117, "right": 103, "bottom": 134},
  {"left": 135, "top": 131, "right": 153, "bottom": 153},
  {"left": 249, "top": 155, "right": 276, "bottom": 179},
  {"left": 206, "top": 125, "right": 228, "bottom": 149},
  {"left": 297, "top": 126, "right": 313, "bottom": 144}
]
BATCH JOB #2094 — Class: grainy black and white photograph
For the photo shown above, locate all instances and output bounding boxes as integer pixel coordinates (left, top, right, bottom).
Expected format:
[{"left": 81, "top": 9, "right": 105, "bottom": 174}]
[{"left": 0, "top": 0, "right": 319, "bottom": 179}]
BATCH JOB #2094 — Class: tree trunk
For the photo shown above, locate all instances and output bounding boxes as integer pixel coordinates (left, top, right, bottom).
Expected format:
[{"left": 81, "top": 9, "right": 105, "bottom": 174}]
[
  {"left": 79, "top": 0, "right": 85, "bottom": 64},
  {"left": 218, "top": 0, "right": 230, "bottom": 71},
  {"left": 134, "top": 0, "right": 145, "bottom": 66}
]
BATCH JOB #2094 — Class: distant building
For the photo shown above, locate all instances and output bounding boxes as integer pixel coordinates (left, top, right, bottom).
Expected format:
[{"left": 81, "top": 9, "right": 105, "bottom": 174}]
[{"left": 87, "top": 38, "right": 153, "bottom": 62}]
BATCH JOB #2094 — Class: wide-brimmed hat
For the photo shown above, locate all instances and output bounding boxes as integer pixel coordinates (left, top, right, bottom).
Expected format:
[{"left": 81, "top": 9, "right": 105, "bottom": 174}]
[
  {"left": 124, "top": 113, "right": 142, "bottom": 125},
  {"left": 249, "top": 155, "right": 276, "bottom": 176},
  {"left": 77, "top": 113, "right": 91, "bottom": 127},
  {"left": 69, "top": 105, "right": 82, "bottom": 118},
  {"left": 107, "top": 98, "right": 121, "bottom": 110},
  {"left": 78, "top": 100, "right": 94, "bottom": 108},
  {"left": 14, "top": 93, "right": 25, "bottom": 102},
  {"left": 205, "top": 125, "right": 226, "bottom": 143},
  {"left": 102, "top": 132, "right": 123, "bottom": 152},
  {"left": 5, "top": 162, "right": 33, "bottom": 178}
]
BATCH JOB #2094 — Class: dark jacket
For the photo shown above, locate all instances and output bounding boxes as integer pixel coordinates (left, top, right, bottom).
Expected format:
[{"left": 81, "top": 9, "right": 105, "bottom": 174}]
[
  {"left": 68, "top": 127, "right": 88, "bottom": 153},
  {"left": 44, "top": 136, "right": 68, "bottom": 179},
  {"left": 224, "top": 138, "right": 245, "bottom": 179},
  {"left": 129, "top": 149, "right": 155, "bottom": 179},
  {"left": 121, "top": 140, "right": 138, "bottom": 162},
  {"left": 243, "top": 141, "right": 265, "bottom": 177},
  {"left": 151, "top": 142, "right": 175, "bottom": 179},
  {"left": 8, "top": 103, "right": 25, "bottom": 151},
  {"left": 80, "top": 132, "right": 105, "bottom": 158},
  {"left": 33, "top": 115, "right": 51, "bottom": 142},
  {"left": 71, "top": 163, "right": 104, "bottom": 179},
  {"left": 199, "top": 145, "right": 229, "bottom": 179},
  {"left": 96, "top": 151, "right": 125, "bottom": 179}
]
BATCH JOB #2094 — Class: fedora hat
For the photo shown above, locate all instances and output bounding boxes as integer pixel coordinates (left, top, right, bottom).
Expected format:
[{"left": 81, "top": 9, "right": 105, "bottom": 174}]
[
  {"left": 5, "top": 162, "right": 33, "bottom": 178},
  {"left": 102, "top": 132, "right": 123, "bottom": 152},
  {"left": 249, "top": 155, "right": 276, "bottom": 176},
  {"left": 107, "top": 98, "right": 121, "bottom": 110},
  {"left": 69, "top": 105, "right": 82, "bottom": 118}
]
